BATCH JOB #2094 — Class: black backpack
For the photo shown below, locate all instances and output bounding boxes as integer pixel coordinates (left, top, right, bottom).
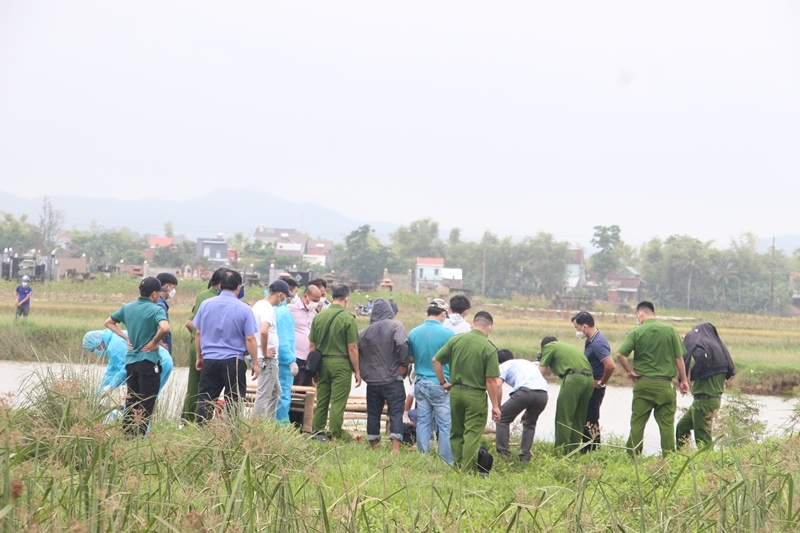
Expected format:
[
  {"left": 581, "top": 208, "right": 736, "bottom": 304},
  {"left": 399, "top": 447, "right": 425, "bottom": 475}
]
[{"left": 477, "top": 446, "right": 493, "bottom": 475}]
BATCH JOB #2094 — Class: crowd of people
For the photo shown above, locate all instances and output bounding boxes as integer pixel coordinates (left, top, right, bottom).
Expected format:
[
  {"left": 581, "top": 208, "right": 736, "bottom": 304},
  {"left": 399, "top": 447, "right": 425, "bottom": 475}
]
[{"left": 82, "top": 267, "right": 736, "bottom": 473}]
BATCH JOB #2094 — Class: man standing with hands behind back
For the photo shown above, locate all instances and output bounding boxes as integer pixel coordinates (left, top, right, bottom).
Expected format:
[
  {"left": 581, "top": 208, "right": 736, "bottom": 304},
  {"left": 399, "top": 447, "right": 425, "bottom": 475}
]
[
  {"left": 616, "top": 301, "right": 690, "bottom": 456},
  {"left": 433, "top": 311, "right": 501, "bottom": 472}
]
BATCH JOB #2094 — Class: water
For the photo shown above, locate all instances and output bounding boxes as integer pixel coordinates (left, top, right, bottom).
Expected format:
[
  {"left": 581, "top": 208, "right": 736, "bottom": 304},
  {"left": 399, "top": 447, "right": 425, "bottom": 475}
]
[{"left": 2, "top": 361, "right": 796, "bottom": 455}]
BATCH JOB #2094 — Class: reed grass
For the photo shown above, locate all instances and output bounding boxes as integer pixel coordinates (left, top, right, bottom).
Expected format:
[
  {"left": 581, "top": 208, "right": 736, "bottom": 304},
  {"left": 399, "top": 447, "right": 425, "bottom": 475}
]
[{"left": 1, "top": 365, "right": 799, "bottom": 531}]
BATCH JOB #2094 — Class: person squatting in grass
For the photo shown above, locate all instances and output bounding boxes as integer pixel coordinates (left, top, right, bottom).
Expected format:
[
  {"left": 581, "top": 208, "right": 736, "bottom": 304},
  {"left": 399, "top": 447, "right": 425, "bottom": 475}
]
[
  {"left": 310, "top": 284, "right": 361, "bottom": 440},
  {"left": 616, "top": 301, "right": 690, "bottom": 456},
  {"left": 572, "top": 311, "right": 615, "bottom": 451},
  {"left": 407, "top": 298, "right": 455, "bottom": 464},
  {"left": 433, "top": 311, "right": 501, "bottom": 472},
  {"left": 182, "top": 267, "right": 226, "bottom": 423},
  {"left": 192, "top": 269, "right": 260, "bottom": 424},
  {"left": 676, "top": 322, "right": 735, "bottom": 449},
  {"left": 538, "top": 337, "right": 594, "bottom": 454},
  {"left": 103, "top": 277, "right": 170, "bottom": 437},
  {"left": 251, "top": 280, "right": 292, "bottom": 418},
  {"left": 495, "top": 348, "right": 548, "bottom": 462},
  {"left": 358, "top": 297, "right": 409, "bottom": 453}
]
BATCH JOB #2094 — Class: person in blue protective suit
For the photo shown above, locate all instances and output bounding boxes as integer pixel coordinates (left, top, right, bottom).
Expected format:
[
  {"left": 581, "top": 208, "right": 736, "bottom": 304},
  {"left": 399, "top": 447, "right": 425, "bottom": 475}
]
[
  {"left": 83, "top": 329, "right": 174, "bottom": 395},
  {"left": 275, "top": 294, "right": 299, "bottom": 424}
]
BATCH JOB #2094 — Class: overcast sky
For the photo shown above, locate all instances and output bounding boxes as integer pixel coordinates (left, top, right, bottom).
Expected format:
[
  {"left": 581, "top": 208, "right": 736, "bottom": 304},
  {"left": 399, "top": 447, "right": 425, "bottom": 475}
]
[{"left": 1, "top": 1, "right": 798, "bottom": 248}]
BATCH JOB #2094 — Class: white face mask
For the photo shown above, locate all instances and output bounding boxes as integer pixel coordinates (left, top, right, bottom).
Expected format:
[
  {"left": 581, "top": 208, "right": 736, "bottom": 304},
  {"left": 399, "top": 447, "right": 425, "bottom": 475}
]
[
  {"left": 22, "top": 282, "right": 28, "bottom": 287},
  {"left": 575, "top": 330, "right": 587, "bottom": 340},
  {"left": 168, "top": 289, "right": 176, "bottom": 299}
]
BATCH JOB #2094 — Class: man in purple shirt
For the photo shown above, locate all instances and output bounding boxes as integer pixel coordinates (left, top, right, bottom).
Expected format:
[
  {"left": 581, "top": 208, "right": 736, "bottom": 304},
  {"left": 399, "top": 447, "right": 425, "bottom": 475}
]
[{"left": 193, "top": 269, "right": 260, "bottom": 424}]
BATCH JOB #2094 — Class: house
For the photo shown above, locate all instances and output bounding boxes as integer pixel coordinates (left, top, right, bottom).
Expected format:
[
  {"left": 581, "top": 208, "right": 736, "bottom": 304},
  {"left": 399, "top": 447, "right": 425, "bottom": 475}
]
[
  {"left": 606, "top": 266, "right": 643, "bottom": 304},
  {"left": 196, "top": 236, "right": 228, "bottom": 264},
  {"left": 252, "top": 226, "right": 305, "bottom": 246},
  {"left": 303, "top": 239, "right": 334, "bottom": 266},
  {"left": 148, "top": 236, "right": 173, "bottom": 249},
  {"left": 275, "top": 242, "right": 304, "bottom": 257},
  {"left": 565, "top": 249, "right": 587, "bottom": 291},
  {"left": 441, "top": 267, "right": 463, "bottom": 290},
  {"left": 415, "top": 257, "right": 444, "bottom": 293}
]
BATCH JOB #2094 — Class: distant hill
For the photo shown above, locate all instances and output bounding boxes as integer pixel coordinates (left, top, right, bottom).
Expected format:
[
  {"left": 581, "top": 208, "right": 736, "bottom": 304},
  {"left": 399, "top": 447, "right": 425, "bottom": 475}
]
[{"left": 0, "top": 188, "right": 399, "bottom": 242}]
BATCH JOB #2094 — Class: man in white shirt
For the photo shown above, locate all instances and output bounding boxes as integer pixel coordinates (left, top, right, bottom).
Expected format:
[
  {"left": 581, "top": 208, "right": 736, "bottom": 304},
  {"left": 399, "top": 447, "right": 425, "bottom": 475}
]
[
  {"left": 443, "top": 295, "right": 471, "bottom": 334},
  {"left": 252, "top": 280, "right": 292, "bottom": 417},
  {"left": 496, "top": 349, "right": 549, "bottom": 462}
]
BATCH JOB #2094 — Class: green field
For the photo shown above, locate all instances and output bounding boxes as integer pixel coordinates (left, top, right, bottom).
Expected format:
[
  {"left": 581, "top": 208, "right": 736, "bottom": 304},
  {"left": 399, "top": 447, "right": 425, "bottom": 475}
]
[{"left": 2, "top": 278, "right": 800, "bottom": 530}]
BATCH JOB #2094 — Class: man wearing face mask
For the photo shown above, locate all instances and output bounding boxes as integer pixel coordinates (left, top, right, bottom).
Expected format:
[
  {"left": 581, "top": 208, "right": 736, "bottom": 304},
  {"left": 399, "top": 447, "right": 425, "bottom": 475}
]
[
  {"left": 252, "top": 280, "right": 293, "bottom": 418},
  {"left": 14, "top": 275, "right": 32, "bottom": 319},
  {"left": 104, "top": 277, "right": 170, "bottom": 436},
  {"left": 572, "top": 312, "right": 614, "bottom": 451},
  {"left": 289, "top": 284, "right": 323, "bottom": 389},
  {"left": 275, "top": 281, "right": 299, "bottom": 424},
  {"left": 155, "top": 273, "right": 179, "bottom": 355}
]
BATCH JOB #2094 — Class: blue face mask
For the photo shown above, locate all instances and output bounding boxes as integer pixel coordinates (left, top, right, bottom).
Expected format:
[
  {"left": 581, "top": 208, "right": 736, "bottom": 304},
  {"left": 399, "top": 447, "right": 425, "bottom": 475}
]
[{"left": 217, "top": 286, "right": 246, "bottom": 299}]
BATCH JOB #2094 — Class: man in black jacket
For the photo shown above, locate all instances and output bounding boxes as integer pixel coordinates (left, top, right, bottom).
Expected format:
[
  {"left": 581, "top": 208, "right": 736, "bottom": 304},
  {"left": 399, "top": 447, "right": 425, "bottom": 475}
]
[{"left": 676, "top": 322, "right": 735, "bottom": 449}]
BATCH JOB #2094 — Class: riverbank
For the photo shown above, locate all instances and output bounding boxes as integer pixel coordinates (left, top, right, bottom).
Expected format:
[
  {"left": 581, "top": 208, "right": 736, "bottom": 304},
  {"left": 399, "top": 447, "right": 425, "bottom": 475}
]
[{"left": 2, "top": 365, "right": 799, "bottom": 531}]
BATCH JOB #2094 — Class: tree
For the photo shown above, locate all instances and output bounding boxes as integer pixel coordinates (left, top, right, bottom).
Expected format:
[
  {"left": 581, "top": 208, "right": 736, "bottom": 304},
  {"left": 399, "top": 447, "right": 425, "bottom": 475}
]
[
  {"left": 37, "top": 197, "right": 65, "bottom": 253},
  {"left": 710, "top": 253, "right": 739, "bottom": 308},
  {"left": 667, "top": 236, "right": 710, "bottom": 310},
  {"left": 164, "top": 221, "right": 174, "bottom": 239},
  {"left": 589, "top": 225, "right": 623, "bottom": 282},
  {"left": 389, "top": 218, "right": 444, "bottom": 269},
  {"left": 0, "top": 212, "right": 39, "bottom": 254},
  {"left": 340, "top": 225, "right": 395, "bottom": 285}
]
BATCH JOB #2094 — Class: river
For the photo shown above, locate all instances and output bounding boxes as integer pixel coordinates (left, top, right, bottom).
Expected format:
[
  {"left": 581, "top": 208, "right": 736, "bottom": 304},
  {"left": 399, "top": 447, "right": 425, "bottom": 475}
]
[{"left": 2, "top": 361, "right": 796, "bottom": 456}]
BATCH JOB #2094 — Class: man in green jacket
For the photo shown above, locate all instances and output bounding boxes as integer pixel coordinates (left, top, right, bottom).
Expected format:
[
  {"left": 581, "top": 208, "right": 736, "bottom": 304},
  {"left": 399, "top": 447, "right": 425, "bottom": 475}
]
[
  {"left": 433, "top": 311, "right": 501, "bottom": 472},
  {"left": 310, "top": 284, "right": 361, "bottom": 440},
  {"left": 617, "top": 301, "right": 690, "bottom": 456},
  {"left": 538, "top": 337, "right": 594, "bottom": 453}
]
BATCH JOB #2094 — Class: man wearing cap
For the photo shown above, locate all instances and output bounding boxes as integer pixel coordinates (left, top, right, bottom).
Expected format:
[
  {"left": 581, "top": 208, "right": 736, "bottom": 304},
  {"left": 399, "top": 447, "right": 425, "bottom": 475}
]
[
  {"left": 617, "top": 301, "right": 690, "bottom": 455},
  {"left": 14, "top": 275, "right": 32, "bottom": 319},
  {"left": 193, "top": 269, "right": 260, "bottom": 423},
  {"left": 310, "top": 284, "right": 361, "bottom": 440},
  {"left": 358, "top": 298, "right": 409, "bottom": 453},
  {"left": 539, "top": 336, "right": 594, "bottom": 453},
  {"left": 407, "top": 298, "right": 454, "bottom": 463},
  {"left": 252, "top": 279, "right": 292, "bottom": 418},
  {"left": 433, "top": 311, "right": 502, "bottom": 472},
  {"left": 443, "top": 295, "right": 471, "bottom": 334},
  {"left": 103, "top": 277, "right": 170, "bottom": 436},
  {"left": 182, "top": 267, "right": 225, "bottom": 423}
]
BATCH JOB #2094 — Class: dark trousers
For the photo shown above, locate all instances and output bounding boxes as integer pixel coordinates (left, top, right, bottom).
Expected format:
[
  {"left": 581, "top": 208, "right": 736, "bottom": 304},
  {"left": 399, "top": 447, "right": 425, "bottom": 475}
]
[
  {"left": 124, "top": 361, "right": 161, "bottom": 437},
  {"left": 196, "top": 358, "right": 247, "bottom": 424},
  {"left": 290, "top": 358, "right": 314, "bottom": 427},
  {"left": 182, "top": 340, "right": 202, "bottom": 423},
  {"left": 496, "top": 388, "right": 548, "bottom": 462},
  {"left": 582, "top": 385, "right": 606, "bottom": 451},
  {"left": 366, "top": 380, "right": 405, "bottom": 441}
]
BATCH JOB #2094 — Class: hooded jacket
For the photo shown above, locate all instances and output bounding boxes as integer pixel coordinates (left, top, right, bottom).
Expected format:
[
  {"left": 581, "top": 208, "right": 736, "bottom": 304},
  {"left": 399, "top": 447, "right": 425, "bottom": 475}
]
[
  {"left": 683, "top": 322, "right": 735, "bottom": 382},
  {"left": 358, "top": 298, "right": 409, "bottom": 385}
]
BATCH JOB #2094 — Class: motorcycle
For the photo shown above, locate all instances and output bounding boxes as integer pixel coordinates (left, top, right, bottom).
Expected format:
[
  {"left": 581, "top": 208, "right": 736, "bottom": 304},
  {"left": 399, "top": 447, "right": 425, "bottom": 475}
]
[{"left": 356, "top": 297, "right": 373, "bottom": 316}]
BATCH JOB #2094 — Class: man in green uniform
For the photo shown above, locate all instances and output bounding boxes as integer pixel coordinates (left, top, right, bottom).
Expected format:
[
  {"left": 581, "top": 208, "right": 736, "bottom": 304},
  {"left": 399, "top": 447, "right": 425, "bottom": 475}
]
[
  {"left": 616, "top": 301, "right": 690, "bottom": 456},
  {"left": 676, "top": 322, "right": 735, "bottom": 449},
  {"left": 310, "top": 284, "right": 361, "bottom": 440},
  {"left": 538, "top": 337, "right": 594, "bottom": 453},
  {"left": 182, "top": 268, "right": 225, "bottom": 423},
  {"left": 433, "top": 311, "right": 501, "bottom": 472}
]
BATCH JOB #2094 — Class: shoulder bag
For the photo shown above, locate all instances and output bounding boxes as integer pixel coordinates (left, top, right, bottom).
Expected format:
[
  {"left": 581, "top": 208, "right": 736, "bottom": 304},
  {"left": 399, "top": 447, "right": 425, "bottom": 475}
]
[{"left": 305, "top": 310, "right": 345, "bottom": 377}]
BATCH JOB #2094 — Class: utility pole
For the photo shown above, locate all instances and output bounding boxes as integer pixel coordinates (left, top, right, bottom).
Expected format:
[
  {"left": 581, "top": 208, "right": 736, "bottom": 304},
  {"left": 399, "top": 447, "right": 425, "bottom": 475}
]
[{"left": 769, "top": 235, "right": 775, "bottom": 314}]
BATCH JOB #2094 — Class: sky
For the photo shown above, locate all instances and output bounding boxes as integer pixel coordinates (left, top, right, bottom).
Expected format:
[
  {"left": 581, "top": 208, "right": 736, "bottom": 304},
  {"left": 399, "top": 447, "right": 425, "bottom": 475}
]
[{"left": 1, "top": 1, "right": 799, "bottom": 249}]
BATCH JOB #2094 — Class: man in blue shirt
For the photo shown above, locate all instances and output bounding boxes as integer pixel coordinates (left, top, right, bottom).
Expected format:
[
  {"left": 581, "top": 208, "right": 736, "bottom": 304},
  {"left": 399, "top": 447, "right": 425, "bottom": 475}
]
[
  {"left": 193, "top": 269, "right": 260, "bottom": 424},
  {"left": 572, "top": 311, "right": 615, "bottom": 451},
  {"left": 104, "top": 277, "right": 170, "bottom": 436},
  {"left": 15, "top": 275, "right": 32, "bottom": 319},
  {"left": 407, "top": 299, "right": 454, "bottom": 464}
]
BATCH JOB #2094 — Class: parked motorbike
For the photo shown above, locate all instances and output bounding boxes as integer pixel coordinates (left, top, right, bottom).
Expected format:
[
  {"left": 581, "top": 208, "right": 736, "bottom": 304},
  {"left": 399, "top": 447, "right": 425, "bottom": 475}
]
[{"left": 356, "top": 297, "right": 373, "bottom": 316}]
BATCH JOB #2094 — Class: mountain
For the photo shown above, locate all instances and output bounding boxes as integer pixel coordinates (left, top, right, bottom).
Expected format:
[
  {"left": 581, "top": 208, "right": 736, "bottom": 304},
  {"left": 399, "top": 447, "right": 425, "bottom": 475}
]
[{"left": 0, "top": 188, "right": 399, "bottom": 242}]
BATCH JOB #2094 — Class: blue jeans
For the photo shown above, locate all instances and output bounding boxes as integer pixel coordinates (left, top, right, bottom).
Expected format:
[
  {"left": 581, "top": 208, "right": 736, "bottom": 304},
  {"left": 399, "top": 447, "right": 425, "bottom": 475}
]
[{"left": 414, "top": 380, "right": 453, "bottom": 465}]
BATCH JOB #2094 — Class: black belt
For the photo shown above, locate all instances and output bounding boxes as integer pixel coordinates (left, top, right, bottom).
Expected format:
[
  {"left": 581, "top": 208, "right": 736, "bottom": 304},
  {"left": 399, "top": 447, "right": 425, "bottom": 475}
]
[
  {"left": 564, "top": 369, "right": 592, "bottom": 378},
  {"left": 512, "top": 387, "right": 547, "bottom": 395},
  {"left": 637, "top": 376, "right": 672, "bottom": 381},
  {"left": 452, "top": 383, "right": 483, "bottom": 391},
  {"left": 322, "top": 355, "right": 349, "bottom": 359},
  {"left": 693, "top": 393, "right": 720, "bottom": 400}
]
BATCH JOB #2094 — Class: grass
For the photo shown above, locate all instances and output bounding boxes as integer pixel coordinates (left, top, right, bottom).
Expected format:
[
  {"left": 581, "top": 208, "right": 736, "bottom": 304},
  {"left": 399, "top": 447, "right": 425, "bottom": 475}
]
[{"left": 2, "top": 364, "right": 800, "bottom": 531}]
